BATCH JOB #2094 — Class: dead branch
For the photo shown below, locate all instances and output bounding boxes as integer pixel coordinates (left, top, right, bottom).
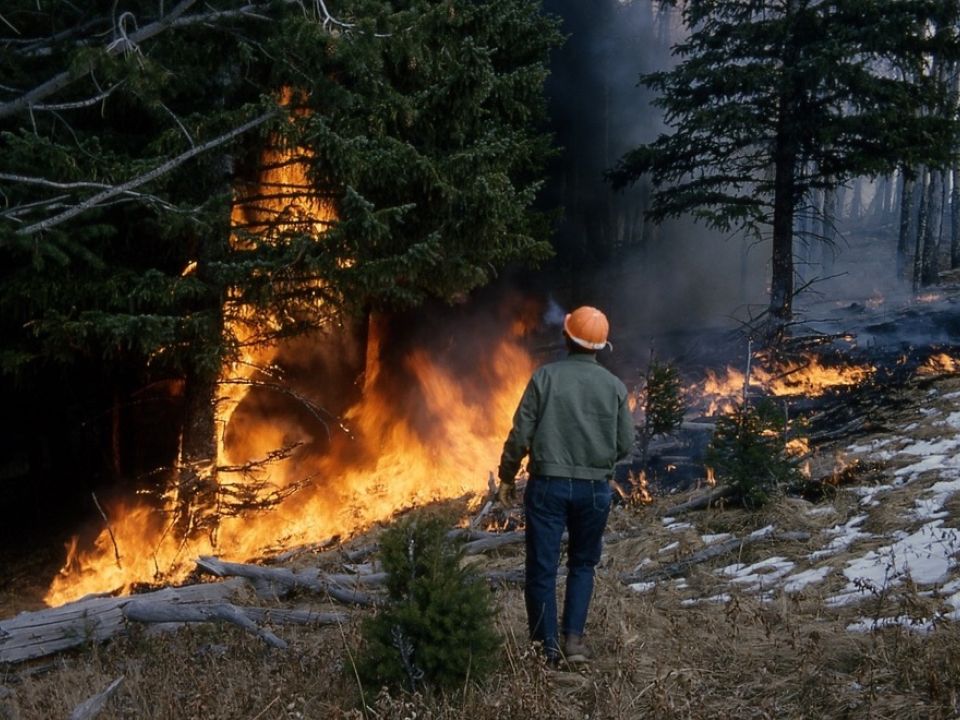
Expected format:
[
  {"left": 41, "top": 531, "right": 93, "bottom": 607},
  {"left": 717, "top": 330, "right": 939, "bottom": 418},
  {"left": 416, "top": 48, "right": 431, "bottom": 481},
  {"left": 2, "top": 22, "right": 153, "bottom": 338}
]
[
  {"left": 660, "top": 484, "right": 737, "bottom": 516},
  {"left": 91, "top": 492, "right": 122, "bottom": 569},
  {"left": 620, "top": 530, "right": 811, "bottom": 585},
  {"left": 0, "top": 579, "right": 244, "bottom": 664},
  {"left": 196, "top": 556, "right": 379, "bottom": 606},
  {"left": 0, "top": 0, "right": 199, "bottom": 119},
  {"left": 123, "top": 601, "right": 287, "bottom": 649},
  {"left": 15, "top": 110, "right": 274, "bottom": 237},
  {"left": 68, "top": 676, "right": 124, "bottom": 720},
  {"left": 462, "top": 531, "right": 526, "bottom": 555}
]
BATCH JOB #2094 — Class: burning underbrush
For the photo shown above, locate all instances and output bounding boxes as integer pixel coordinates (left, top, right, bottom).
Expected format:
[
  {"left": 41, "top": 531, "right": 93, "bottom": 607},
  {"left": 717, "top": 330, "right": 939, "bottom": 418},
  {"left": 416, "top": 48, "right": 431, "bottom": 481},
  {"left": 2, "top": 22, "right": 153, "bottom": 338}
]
[{"left": 6, "top": 336, "right": 960, "bottom": 718}]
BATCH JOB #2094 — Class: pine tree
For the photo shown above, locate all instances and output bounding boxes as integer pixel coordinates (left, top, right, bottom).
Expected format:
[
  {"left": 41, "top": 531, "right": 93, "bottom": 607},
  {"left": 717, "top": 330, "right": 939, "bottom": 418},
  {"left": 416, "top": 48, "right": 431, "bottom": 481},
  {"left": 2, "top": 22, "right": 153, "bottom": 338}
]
[
  {"left": 609, "top": 0, "right": 960, "bottom": 331},
  {"left": 356, "top": 513, "right": 500, "bottom": 693},
  {"left": 0, "top": 2, "right": 561, "bottom": 532}
]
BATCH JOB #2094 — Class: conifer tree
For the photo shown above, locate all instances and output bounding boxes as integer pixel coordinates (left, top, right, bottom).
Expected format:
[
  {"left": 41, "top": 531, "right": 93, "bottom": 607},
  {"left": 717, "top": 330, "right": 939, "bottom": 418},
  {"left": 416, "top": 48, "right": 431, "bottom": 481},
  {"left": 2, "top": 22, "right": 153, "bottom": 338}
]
[
  {"left": 609, "top": 0, "right": 960, "bottom": 331},
  {"left": 0, "top": 2, "right": 560, "bottom": 532}
]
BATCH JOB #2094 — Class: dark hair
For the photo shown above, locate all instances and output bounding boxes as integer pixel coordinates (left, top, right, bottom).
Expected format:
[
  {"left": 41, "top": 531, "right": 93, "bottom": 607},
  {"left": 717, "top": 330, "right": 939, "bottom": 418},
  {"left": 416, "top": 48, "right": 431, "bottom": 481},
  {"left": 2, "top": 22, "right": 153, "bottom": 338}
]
[{"left": 564, "top": 335, "right": 596, "bottom": 355}]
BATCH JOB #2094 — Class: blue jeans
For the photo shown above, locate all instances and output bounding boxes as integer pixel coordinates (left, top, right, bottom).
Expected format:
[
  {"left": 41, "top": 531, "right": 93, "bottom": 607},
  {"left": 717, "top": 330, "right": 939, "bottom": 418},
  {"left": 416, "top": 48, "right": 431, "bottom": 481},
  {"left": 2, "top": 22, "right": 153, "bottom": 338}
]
[{"left": 524, "top": 475, "right": 612, "bottom": 655}]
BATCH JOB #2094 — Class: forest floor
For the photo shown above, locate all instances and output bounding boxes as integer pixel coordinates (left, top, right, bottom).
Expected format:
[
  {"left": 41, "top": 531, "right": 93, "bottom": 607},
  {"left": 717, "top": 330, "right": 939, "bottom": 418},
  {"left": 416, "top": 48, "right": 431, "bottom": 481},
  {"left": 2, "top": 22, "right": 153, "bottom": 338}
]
[{"left": 5, "top": 253, "right": 960, "bottom": 719}]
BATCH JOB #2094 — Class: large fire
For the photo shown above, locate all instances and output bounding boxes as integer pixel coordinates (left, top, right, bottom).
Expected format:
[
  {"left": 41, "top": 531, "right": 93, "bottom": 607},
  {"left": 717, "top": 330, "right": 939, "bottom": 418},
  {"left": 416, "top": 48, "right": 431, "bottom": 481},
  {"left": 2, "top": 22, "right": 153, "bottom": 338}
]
[{"left": 44, "top": 91, "right": 537, "bottom": 606}]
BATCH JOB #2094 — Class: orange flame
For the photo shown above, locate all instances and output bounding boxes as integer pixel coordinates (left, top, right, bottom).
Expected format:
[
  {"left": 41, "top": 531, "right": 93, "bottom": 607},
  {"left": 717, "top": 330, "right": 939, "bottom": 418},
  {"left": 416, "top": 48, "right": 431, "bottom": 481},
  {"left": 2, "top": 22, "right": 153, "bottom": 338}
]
[
  {"left": 918, "top": 352, "right": 960, "bottom": 376},
  {"left": 694, "top": 354, "right": 874, "bottom": 416},
  {"left": 44, "top": 88, "right": 539, "bottom": 605}
]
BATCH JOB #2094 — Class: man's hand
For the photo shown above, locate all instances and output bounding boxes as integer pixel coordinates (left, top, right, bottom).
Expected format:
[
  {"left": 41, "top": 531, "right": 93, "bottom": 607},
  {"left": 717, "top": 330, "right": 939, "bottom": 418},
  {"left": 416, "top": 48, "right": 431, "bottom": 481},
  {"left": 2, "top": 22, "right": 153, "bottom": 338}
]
[{"left": 496, "top": 480, "right": 517, "bottom": 506}]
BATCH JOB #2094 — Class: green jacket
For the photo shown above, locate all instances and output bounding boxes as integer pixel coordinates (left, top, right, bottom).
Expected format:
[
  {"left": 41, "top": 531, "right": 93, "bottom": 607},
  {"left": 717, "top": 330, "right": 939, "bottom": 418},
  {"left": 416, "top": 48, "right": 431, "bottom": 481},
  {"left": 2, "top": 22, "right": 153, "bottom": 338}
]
[{"left": 498, "top": 353, "right": 635, "bottom": 482}]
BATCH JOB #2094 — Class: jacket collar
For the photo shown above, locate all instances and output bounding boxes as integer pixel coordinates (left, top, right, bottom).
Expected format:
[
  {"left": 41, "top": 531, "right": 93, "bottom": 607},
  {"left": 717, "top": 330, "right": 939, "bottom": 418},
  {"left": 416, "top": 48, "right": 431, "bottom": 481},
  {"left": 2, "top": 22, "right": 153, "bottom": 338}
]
[{"left": 565, "top": 352, "right": 599, "bottom": 364}]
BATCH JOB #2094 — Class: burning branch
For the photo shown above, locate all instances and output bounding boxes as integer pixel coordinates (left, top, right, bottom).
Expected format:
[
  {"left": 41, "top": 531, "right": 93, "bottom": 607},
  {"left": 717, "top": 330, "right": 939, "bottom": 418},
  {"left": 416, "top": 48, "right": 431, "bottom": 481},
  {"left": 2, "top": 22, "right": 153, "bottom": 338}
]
[{"left": 91, "top": 492, "right": 122, "bottom": 569}]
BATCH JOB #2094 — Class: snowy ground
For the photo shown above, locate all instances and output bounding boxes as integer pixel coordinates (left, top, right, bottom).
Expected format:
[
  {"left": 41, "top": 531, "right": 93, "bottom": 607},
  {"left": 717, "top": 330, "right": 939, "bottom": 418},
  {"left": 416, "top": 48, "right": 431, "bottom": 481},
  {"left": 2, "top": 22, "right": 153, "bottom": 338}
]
[{"left": 626, "top": 374, "right": 960, "bottom": 634}]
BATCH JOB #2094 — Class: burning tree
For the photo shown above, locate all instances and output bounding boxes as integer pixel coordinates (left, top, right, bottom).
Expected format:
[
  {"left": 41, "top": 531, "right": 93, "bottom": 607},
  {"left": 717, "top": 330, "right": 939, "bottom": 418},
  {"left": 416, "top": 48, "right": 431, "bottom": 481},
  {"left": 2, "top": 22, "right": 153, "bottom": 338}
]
[
  {"left": 0, "top": 1, "right": 561, "bottom": 597},
  {"left": 609, "top": 0, "right": 960, "bottom": 331}
]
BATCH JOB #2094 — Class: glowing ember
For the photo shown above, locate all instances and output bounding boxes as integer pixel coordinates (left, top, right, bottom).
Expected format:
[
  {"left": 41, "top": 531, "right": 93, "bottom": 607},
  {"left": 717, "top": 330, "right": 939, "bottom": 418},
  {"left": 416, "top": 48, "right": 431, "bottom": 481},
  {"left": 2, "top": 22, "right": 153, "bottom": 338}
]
[
  {"left": 704, "top": 466, "right": 716, "bottom": 487},
  {"left": 786, "top": 437, "right": 810, "bottom": 456},
  {"left": 915, "top": 292, "right": 943, "bottom": 304}
]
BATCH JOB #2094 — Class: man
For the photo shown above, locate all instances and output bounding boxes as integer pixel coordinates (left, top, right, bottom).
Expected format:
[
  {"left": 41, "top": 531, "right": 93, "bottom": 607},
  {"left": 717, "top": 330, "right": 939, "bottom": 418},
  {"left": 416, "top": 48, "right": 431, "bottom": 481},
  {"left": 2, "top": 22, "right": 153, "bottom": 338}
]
[{"left": 497, "top": 305, "right": 635, "bottom": 665}]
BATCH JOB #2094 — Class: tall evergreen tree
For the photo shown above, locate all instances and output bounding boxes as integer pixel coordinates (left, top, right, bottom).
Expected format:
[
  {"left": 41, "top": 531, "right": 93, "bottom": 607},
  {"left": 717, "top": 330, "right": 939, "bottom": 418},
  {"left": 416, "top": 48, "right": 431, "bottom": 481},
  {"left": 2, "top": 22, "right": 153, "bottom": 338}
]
[
  {"left": 609, "top": 0, "right": 959, "bottom": 333},
  {"left": 0, "top": 1, "right": 560, "bottom": 536}
]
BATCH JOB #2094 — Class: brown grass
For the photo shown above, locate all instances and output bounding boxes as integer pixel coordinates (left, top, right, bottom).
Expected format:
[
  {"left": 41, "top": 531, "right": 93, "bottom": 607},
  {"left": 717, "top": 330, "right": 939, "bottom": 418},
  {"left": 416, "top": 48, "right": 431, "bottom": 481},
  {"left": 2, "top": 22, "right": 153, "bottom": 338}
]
[
  {"left": 6, "top": 377, "right": 960, "bottom": 719},
  {"left": 4, "top": 490, "right": 960, "bottom": 720}
]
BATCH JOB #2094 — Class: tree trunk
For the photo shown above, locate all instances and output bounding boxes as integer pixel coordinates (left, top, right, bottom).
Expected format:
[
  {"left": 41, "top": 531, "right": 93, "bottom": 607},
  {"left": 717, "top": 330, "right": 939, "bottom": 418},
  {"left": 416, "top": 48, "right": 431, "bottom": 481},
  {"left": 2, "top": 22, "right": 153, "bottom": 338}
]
[
  {"left": 951, "top": 161, "right": 960, "bottom": 268},
  {"left": 174, "top": 367, "right": 220, "bottom": 543},
  {"left": 766, "top": 0, "right": 804, "bottom": 328},
  {"left": 921, "top": 168, "right": 941, "bottom": 287},
  {"left": 820, "top": 185, "right": 838, "bottom": 274},
  {"left": 913, "top": 167, "right": 931, "bottom": 291},
  {"left": 898, "top": 170, "right": 915, "bottom": 279}
]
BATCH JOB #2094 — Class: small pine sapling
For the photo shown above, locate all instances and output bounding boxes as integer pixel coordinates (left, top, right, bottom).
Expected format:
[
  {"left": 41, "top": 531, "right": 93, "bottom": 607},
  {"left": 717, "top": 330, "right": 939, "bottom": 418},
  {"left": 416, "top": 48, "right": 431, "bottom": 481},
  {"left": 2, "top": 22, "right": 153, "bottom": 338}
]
[
  {"left": 355, "top": 512, "right": 499, "bottom": 695},
  {"left": 638, "top": 357, "right": 685, "bottom": 466},
  {"left": 705, "top": 398, "right": 803, "bottom": 509}
]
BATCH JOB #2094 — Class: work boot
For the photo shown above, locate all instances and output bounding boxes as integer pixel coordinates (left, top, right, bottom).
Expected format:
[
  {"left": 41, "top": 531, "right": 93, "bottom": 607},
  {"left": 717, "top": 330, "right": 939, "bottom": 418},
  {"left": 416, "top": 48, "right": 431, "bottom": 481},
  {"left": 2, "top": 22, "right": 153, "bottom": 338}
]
[{"left": 562, "top": 634, "right": 592, "bottom": 664}]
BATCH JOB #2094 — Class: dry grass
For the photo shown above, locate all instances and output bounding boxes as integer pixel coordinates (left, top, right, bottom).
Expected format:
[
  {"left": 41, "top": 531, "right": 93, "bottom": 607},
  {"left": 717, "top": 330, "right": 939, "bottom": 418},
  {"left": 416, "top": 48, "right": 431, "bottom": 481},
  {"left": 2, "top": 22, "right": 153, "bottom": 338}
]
[
  {"left": 4, "top": 490, "right": 960, "bottom": 720},
  {"left": 6, "top": 377, "right": 960, "bottom": 719}
]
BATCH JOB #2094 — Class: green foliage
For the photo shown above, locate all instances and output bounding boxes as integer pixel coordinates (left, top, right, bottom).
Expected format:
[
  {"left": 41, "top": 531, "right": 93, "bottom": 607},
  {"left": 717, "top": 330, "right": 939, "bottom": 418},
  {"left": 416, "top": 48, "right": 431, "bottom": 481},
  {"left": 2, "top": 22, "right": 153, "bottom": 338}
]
[
  {"left": 642, "top": 360, "right": 685, "bottom": 439},
  {"left": 356, "top": 513, "right": 500, "bottom": 693},
  {"left": 612, "top": 0, "right": 959, "bottom": 228},
  {"left": 0, "top": 0, "right": 561, "bottom": 382},
  {"left": 705, "top": 399, "right": 802, "bottom": 509},
  {"left": 609, "top": 0, "right": 960, "bottom": 319}
]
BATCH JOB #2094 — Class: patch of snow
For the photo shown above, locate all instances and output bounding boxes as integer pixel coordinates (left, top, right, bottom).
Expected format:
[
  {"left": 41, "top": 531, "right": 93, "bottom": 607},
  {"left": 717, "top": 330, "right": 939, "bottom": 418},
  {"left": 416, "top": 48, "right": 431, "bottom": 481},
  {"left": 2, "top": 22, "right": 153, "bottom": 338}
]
[
  {"left": 783, "top": 566, "right": 834, "bottom": 593},
  {"left": 911, "top": 477, "right": 960, "bottom": 522},
  {"left": 659, "top": 541, "right": 680, "bottom": 554},
  {"left": 847, "top": 437, "right": 895, "bottom": 454},
  {"left": 717, "top": 557, "right": 794, "bottom": 590},
  {"left": 830, "top": 521, "right": 960, "bottom": 606},
  {"left": 628, "top": 581, "right": 656, "bottom": 594},
  {"left": 940, "top": 411, "right": 960, "bottom": 429},
  {"left": 852, "top": 484, "right": 891, "bottom": 507},
  {"left": 811, "top": 515, "right": 872, "bottom": 559},
  {"left": 846, "top": 616, "right": 935, "bottom": 634},
  {"left": 749, "top": 525, "right": 775, "bottom": 539},
  {"left": 681, "top": 594, "right": 730, "bottom": 606},
  {"left": 665, "top": 522, "right": 693, "bottom": 532}
]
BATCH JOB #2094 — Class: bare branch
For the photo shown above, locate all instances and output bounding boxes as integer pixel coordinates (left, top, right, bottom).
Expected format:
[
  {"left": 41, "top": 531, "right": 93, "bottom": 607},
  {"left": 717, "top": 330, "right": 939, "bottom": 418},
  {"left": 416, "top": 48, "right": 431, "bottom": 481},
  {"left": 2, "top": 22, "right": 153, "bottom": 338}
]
[
  {"left": 13, "top": 110, "right": 275, "bottom": 237},
  {"left": 30, "top": 83, "right": 123, "bottom": 111},
  {"left": 0, "top": 0, "right": 198, "bottom": 120}
]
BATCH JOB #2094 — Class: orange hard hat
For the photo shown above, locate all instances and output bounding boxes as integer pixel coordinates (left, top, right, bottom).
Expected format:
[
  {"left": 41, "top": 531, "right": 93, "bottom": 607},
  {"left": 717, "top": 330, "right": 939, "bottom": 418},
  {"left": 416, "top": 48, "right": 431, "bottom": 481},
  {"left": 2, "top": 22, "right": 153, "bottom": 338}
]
[{"left": 563, "top": 306, "right": 611, "bottom": 350}]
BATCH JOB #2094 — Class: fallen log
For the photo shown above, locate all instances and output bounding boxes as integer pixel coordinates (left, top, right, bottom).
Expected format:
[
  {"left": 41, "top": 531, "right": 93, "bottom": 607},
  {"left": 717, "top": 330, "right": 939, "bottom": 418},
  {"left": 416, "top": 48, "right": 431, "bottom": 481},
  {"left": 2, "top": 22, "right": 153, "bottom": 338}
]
[
  {"left": 660, "top": 485, "right": 736, "bottom": 516},
  {"left": 123, "top": 601, "right": 287, "bottom": 649},
  {"left": 68, "top": 676, "right": 124, "bottom": 720},
  {"left": 196, "top": 556, "right": 379, "bottom": 606},
  {"left": 621, "top": 529, "right": 811, "bottom": 585},
  {"left": 462, "top": 531, "right": 526, "bottom": 555},
  {"left": 0, "top": 580, "right": 243, "bottom": 664}
]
